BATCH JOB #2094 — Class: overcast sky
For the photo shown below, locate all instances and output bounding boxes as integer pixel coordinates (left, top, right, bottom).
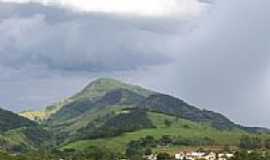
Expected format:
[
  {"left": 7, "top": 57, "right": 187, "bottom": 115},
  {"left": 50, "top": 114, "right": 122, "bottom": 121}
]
[{"left": 0, "top": 0, "right": 269, "bottom": 128}]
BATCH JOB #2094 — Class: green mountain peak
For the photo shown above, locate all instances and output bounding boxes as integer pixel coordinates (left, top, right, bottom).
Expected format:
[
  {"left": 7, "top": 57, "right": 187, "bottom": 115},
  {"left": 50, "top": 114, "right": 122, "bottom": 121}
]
[
  {"left": 21, "top": 78, "right": 153, "bottom": 123},
  {"left": 72, "top": 78, "right": 154, "bottom": 101}
]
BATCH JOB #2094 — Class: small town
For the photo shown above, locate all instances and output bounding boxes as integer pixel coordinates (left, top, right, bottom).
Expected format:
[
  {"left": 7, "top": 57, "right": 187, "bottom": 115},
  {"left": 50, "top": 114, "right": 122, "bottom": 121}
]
[{"left": 144, "top": 151, "right": 234, "bottom": 160}]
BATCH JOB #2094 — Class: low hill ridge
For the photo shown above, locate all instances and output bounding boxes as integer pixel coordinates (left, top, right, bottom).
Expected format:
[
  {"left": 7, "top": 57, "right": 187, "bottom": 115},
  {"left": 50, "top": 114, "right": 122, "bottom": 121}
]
[
  {"left": 0, "top": 108, "right": 36, "bottom": 132},
  {"left": 0, "top": 108, "right": 51, "bottom": 153}
]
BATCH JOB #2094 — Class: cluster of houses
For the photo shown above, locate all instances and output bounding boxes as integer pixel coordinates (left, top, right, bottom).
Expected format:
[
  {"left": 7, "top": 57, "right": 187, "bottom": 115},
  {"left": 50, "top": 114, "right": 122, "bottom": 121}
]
[
  {"left": 175, "top": 151, "right": 233, "bottom": 160},
  {"left": 145, "top": 151, "right": 234, "bottom": 160}
]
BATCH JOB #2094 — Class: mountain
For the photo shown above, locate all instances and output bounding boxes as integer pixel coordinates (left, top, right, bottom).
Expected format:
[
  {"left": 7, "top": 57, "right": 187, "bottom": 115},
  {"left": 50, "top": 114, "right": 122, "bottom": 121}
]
[
  {"left": 19, "top": 78, "right": 270, "bottom": 152},
  {"left": 19, "top": 78, "right": 154, "bottom": 144},
  {"left": 21, "top": 78, "right": 153, "bottom": 123},
  {"left": 39, "top": 78, "right": 266, "bottom": 132},
  {"left": 48, "top": 88, "right": 146, "bottom": 124},
  {"left": 0, "top": 108, "right": 51, "bottom": 153}
]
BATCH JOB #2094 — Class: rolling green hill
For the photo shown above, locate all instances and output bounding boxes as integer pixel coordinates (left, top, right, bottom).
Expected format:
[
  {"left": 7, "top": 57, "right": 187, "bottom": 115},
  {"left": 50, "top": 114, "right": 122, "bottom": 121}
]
[
  {"left": 0, "top": 108, "right": 51, "bottom": 153},
  {"left": 62, "top": 111, "right": 248, "bottom": 153},
  {"left": 0, "top": 108, "right": 36, "bottom": 132}
]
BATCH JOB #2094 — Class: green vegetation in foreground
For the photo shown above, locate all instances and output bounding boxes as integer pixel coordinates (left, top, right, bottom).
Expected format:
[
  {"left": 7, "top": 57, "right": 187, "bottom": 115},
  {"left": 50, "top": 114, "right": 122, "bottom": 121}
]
[{"left": 63, "top": 112, "right": 250, "bottom": 153}]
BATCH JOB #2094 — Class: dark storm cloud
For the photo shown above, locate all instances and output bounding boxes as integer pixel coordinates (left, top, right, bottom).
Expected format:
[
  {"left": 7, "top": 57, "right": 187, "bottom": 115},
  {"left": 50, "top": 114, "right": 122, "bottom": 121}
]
[
  {"left": 0, "top": 2, "right": 188, "bottom": 73},
  {"left": 0, "top": 1, "right": 201, "bottom": 111}
]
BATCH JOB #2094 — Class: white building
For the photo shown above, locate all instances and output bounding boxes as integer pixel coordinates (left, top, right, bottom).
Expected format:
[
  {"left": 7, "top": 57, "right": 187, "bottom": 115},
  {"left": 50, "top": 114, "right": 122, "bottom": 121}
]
[
  {"left": 144, "top": 154, "right": 157, "bottom": 160},
  {"left": 175, "top": 153, "right": 185, "bottom": 160},
  {"left": 203, "top": 152, "right": 216, "bottom": 160},
  {"left": 175, "top": 151, "right": 233, "bottom": 160},
  {"left": 218, "top": 153, "right": 234, "bottom": 160}
]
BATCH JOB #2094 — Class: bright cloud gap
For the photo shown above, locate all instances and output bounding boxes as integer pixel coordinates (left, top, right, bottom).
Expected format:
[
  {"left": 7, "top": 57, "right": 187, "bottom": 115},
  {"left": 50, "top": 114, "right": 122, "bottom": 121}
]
[{"left": 0, "top": 0, "right": 205, "bottom": 17}]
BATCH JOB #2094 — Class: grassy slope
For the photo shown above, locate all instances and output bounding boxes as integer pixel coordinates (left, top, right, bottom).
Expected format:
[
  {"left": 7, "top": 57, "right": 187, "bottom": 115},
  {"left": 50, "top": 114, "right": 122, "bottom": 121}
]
[
  {"left": 50, "top": 105, "right": 131, "bottom": 137},
  {"left": 19, "top": 111, "right": 50, "bottom": 122},
  {"left": 19, "top": 98, "right": 73, "bottom": 122},
  {"left": 62, "top": 112, "right": 251, "bottom": 153},
  {"left": 0, "top": 108, "right": 51, "bottom": 152},
  {"left": 0, "top": 129, "right": 29, "bottom": 147},
  {"left": 0, "top": 127, "right": 50, "bottom": 152}
]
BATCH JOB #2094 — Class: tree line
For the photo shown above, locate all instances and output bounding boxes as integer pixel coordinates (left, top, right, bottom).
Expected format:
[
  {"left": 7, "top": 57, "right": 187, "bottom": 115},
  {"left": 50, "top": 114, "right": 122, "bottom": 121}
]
[
  {"left": 126, "top": 135, "right": 215, "bottom": 160},
  {"left": 240, "top": 135, "right": 270, "bottom": 150}
]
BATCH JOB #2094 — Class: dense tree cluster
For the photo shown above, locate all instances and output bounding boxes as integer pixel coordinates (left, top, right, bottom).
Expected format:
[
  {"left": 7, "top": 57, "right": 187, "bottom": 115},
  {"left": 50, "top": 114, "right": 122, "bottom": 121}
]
[
  {"left": 230, "top": 150, "right": 270, "bottom": 160},
  {"left": 125, "top": 135, "right": 215, "bottom": 160},
  {"left": 78, "top": 109, "right": 155, "bottom": 139},
  {"left": 239, "top": 135, "right": 270, "bottom": 150},
  {"left": 0, "top": 146, "right": 120, "bottom": 160},
  {"left": 156, "top": 152, "right": 173, "bottom": 160}
]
